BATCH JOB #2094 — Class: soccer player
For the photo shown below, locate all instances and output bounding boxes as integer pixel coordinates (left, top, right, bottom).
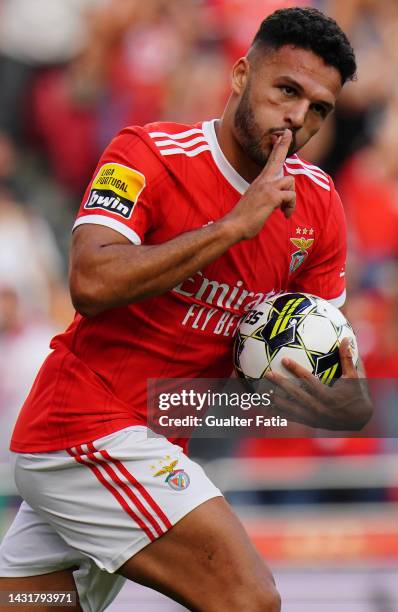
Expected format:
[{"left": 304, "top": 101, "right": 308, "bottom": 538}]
[{"left": 0, "top": 7, "right": 371, "bottom": 612}]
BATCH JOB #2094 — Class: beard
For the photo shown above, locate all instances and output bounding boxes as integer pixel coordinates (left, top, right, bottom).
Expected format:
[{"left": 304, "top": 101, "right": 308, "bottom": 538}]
[{"left": 234, "top": 84, "right": 297, "bottom": 167}]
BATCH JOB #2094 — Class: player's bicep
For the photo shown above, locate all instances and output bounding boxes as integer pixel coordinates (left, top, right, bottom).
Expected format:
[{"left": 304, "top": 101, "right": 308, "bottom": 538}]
[
  {"left": 72, "top": 223, "right": 132, "bottom": 252},
  {"left": 71, "top": 223, "right": 131, "bottom": 271},
  {"left": 70, "top": 224, "right": 141, "bottom": 314}
]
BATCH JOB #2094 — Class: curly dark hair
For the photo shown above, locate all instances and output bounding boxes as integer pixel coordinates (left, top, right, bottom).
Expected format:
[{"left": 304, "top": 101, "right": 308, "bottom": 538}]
[{"left": 251, "top": 7, "right": 357, "bottom": 84}]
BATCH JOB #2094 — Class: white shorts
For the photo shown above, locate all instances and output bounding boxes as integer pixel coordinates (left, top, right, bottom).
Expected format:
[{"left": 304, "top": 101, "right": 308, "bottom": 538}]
[{"left": 0, "top": 426, "right": 222, "bottom": 612}]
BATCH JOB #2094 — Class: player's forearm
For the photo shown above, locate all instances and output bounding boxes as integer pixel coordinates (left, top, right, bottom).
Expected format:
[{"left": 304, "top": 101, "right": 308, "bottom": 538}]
[{"left": 70, "top": 219, "right": 242, "bottom": 316}]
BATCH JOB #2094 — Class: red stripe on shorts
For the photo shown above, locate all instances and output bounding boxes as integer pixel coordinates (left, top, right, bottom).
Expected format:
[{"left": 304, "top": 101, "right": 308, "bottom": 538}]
[
  {"left": 66, "top": 447, "right": 157, "bottom": 542},
  {"left": 98, "top": 447, "right": 172, "bottom": 530},
  {"left": 85, "top": 445, "right": 165, "bottom": 537}
]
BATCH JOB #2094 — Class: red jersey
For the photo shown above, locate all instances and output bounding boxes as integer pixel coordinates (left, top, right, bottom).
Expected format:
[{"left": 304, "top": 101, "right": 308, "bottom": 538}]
[{"left": 11, "top": 120, "right": 347, "bottom": 453}]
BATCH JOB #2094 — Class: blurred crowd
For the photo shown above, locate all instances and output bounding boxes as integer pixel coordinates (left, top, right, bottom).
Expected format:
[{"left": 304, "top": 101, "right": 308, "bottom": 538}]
[{"left": 0, "top": 0, "right": 397, "bottom": 491}]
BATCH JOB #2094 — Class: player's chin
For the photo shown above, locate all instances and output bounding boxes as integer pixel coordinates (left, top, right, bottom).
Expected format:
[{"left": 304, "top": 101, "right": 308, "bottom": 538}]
[{"left": 254, "top": 147, "right": 271, "bottom": 168}]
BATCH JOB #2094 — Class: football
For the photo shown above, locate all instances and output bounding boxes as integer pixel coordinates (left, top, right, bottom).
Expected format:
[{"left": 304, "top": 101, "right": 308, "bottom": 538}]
[{"left": 234, "top": 292, "right": 358, "bottom": 384}]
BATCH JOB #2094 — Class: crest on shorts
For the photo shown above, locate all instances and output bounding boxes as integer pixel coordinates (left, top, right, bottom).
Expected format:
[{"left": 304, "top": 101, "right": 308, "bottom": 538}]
[
  {"left": 289, "top": 235, "right": 314, "bottom": 273},
  {"left": 152, "top": 458, "right": 190, "bottom": 491}
]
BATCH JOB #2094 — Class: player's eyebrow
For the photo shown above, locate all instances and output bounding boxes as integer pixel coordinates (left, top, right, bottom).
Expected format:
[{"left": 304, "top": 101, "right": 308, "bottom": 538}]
[{"left": 277, "top": 75, "right": 335, "bottom": 113}]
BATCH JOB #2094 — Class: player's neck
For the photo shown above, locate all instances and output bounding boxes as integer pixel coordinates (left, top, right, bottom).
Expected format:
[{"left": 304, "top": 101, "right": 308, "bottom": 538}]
[{"left": 214, "top": 116, "right": 262, "bottom": 184}]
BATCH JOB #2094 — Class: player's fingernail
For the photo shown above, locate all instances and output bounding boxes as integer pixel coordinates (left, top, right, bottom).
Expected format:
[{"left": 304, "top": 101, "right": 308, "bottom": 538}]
[
  {"left": 282, "top": 358, "right": 291, "bottom": 366},
  {"left": 265, "top": 371, "right": 275, "bottom": 379}
]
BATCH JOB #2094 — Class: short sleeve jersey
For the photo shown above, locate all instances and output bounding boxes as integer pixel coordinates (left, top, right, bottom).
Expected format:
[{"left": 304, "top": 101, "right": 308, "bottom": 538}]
[{"left": 11, "top": 120, "right": 347, "bottom": 453}]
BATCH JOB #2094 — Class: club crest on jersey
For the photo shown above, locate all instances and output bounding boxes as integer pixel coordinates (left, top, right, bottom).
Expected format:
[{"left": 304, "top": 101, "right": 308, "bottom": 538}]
[
  {"left": 289, "top": 235, "right": 314, "bottom": 273},
  {"left": 84, "top": 163, "right": 146, "bottom": 219},
  {"left": 152, "top": 458, "right": 190, "bottom": 491}
]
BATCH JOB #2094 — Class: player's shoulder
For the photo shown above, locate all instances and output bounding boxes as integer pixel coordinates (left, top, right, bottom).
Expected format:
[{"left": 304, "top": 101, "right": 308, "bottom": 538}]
[
  {"left": 141, "top": 120, "right": 204, "bottom": 138},
  {"left": 112, "top": 120, "right": 209, "bottom": 167},
  {"left": 284, "top": 154, "right": 333, "bottom": 197},
  {"left": 141, "top": 120, "right": 210, "bottom": 159}
]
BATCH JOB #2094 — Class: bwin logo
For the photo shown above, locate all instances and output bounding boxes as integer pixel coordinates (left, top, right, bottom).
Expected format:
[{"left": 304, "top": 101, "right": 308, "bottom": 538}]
[{"left": 84, "top": 189, "right": 133, "bottom": 219}]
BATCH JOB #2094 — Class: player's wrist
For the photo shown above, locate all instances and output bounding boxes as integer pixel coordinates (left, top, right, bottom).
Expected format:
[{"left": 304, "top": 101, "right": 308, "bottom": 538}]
[{"left": 215, "top": 216, "right": 245, "bottom": 245}]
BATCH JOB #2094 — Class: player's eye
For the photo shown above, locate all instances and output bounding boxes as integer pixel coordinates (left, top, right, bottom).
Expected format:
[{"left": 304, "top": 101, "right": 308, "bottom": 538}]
[
  {"left": 280, "top": 85, "right": 297, "bottom": 97},
  {"left": 311, "top": 103, "right": 328, "bottom": 118}
]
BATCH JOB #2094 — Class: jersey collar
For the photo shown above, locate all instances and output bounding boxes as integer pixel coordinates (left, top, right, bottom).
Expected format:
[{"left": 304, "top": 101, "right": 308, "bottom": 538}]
[
  {"left": 202, "top": 119, "right": 284, "bottom": 194},
  {"left": 202, "top": 119, "right": 250, "bottom": 195}
]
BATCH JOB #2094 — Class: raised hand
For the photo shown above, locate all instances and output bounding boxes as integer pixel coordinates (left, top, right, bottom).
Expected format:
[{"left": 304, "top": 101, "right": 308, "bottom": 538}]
[{"left": 225, "top": 129, "right": 296, "bottom": 240}]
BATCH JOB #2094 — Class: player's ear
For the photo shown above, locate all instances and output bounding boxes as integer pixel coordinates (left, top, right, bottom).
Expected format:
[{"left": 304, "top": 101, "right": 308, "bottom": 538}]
[{"left": 231, "top": 57, "right": 250, "bottom": 95}]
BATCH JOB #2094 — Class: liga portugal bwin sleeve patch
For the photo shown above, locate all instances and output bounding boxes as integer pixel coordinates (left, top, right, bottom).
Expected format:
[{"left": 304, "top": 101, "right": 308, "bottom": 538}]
[{"left": 84, "top": 163, "right": 146, "bottom": 220}]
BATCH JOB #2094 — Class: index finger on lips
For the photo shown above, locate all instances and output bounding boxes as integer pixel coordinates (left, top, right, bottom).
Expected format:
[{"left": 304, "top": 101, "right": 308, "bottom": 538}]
[{"left": 263, "top": 129, "right": 292, "bottom": 179}]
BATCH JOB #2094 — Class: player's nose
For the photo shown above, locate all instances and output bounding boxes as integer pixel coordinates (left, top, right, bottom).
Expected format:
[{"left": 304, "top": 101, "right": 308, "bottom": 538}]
[{"left": 284, "top": 100, "right": 309, "bottom": 130}]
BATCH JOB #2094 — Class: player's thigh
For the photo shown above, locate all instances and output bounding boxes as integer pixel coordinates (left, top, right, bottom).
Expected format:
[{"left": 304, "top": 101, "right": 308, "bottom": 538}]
[
  {"left": 0, "top": 570, "right": 82, "bottom": 611},
  {"left": 118, "top": 496, "right": 280, "bottom": 612}
]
